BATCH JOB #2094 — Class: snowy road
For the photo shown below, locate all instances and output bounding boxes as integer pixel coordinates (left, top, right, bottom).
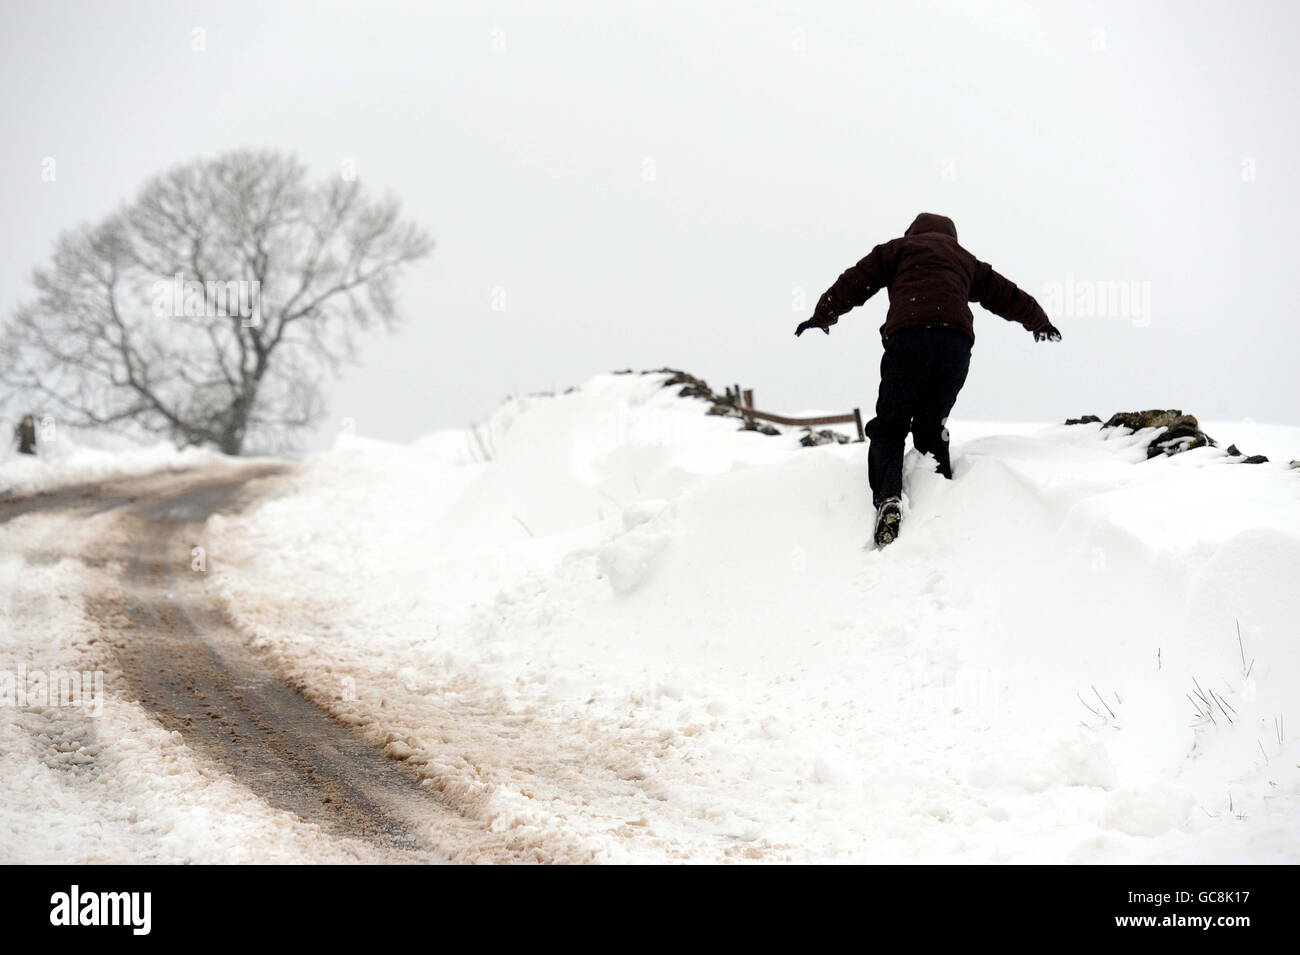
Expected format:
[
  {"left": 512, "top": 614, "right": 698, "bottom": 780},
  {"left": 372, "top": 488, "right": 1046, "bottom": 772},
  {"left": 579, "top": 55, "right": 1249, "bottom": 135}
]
[
  {"left": 1, "top": 465, "right": 450, "bottom": 863},
  {"left": 109, "top": 467, "right": 446, "bottom": 856}
]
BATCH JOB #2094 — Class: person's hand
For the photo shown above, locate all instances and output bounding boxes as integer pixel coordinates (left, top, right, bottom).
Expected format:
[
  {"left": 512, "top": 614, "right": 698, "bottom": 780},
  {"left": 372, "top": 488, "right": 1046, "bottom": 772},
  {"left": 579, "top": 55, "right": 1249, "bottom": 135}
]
[
  {"left": 1034, "top": 323, "right": 1062, "bottom": 343},
  {"left": 795, "top": 318, "right": 830, "bottom": 337}
]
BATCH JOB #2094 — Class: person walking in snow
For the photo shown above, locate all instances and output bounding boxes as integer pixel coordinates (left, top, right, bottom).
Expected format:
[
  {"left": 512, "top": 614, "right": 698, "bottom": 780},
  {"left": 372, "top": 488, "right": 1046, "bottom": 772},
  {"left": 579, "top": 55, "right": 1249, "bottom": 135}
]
[{"left": 796, "top": 213, "right": 1060, "bottom": 547}]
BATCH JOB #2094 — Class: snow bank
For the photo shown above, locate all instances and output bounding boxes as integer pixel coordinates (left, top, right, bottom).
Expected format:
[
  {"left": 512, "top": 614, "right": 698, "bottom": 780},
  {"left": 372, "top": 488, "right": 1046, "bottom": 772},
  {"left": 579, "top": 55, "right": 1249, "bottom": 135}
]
[
  {"left": 1202, "top": 420, "right": 1299, "bottom": 465},
  {"left": 206, "top": 373, "right": 1300, "bottom": 862},
  {"left": 0, "top": 424, "right": 221, "bottom": 497}
]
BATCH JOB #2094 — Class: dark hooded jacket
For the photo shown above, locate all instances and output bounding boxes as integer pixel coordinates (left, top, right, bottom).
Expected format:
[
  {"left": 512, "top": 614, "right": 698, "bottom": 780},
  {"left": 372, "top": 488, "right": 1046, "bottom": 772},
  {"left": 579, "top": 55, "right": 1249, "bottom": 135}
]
[{"left": 812, "top": 213, "right": 1050, "bottom": 343}]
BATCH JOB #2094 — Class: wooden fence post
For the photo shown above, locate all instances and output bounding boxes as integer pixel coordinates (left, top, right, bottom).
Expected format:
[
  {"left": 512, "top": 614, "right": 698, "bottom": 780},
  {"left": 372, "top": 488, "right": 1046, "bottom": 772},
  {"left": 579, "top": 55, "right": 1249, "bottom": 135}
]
[{"left": 722, "top": 387, "right": 863, "bottom": 441}]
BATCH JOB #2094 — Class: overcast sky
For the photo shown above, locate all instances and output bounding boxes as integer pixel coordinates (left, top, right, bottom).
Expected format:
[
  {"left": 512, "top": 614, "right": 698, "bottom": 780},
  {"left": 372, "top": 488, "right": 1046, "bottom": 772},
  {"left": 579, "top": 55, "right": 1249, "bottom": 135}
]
[{"left": 3, "top": 0, "right": 1297, "bottom": 449}]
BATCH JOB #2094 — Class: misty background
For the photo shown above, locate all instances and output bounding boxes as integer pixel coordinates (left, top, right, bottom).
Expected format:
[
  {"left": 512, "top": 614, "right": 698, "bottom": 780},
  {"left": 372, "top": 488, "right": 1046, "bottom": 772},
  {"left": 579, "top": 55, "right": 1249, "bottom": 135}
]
[{"left": 3, "top": 0, "right": 1296, "bottom": 451}]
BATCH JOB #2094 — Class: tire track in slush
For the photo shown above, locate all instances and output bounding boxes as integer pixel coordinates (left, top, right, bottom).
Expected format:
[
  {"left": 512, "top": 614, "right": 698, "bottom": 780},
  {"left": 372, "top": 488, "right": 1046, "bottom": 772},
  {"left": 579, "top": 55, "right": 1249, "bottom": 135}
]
[{"left": 8, "top": 465, "right": 447, "bottom": 861}]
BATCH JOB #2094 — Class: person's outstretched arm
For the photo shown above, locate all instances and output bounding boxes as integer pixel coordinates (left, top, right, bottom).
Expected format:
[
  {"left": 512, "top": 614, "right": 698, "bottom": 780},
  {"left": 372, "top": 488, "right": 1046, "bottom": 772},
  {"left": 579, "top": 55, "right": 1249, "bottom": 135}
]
[
  {"left": 969, "top": 261, "right": 1061, "bottom": 341},
  {"left": 795, "top": 243, "right": 896, "bottom": 336}
]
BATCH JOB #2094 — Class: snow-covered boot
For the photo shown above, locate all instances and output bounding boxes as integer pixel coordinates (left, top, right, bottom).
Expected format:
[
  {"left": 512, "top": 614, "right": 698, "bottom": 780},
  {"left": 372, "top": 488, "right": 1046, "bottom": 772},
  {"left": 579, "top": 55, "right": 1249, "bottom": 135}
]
[{"left": 873, "top": 496, "right": 902, "bottom": 548}]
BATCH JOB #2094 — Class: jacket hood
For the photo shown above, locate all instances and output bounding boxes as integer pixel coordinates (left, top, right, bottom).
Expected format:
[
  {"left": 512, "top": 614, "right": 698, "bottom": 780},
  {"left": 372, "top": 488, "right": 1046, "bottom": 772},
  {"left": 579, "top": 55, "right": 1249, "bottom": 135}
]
[{"left": 905, "top": 213, "right": 957, "bottom": 240}]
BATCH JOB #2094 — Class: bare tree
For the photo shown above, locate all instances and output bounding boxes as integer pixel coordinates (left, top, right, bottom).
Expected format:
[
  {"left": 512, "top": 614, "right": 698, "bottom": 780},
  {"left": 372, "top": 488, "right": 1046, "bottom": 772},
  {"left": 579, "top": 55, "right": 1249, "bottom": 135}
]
[{"left": 1, "top": 149, "right": 432, "bottom": 454}]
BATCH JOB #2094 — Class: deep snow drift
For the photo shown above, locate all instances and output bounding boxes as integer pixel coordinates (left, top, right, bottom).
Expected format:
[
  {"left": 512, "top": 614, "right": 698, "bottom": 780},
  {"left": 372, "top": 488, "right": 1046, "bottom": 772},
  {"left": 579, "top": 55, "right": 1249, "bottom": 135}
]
[{"left": 199, "top": 371, "right": 1300, "bottom": 862}]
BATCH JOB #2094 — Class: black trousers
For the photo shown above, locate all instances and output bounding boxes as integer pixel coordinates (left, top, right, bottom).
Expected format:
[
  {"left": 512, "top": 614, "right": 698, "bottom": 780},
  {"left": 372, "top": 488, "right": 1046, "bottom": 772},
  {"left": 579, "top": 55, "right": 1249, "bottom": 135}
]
[{"left": 865, "top": 325, "right": 972, "bottom": 506}]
